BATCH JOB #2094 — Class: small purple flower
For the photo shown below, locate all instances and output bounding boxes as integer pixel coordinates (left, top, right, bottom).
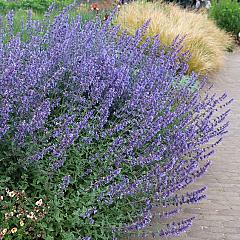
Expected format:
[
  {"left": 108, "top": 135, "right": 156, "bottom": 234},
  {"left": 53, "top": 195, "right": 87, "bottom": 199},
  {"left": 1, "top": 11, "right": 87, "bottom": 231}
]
[{"left": 59, "top": 175, "right": 71, "bottom": 194}]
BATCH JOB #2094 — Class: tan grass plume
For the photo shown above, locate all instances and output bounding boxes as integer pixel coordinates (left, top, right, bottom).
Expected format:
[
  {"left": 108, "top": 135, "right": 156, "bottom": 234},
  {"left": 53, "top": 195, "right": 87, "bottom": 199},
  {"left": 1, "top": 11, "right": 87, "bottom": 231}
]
[{"left": 116, "top": 1, "right": 233, "bottom": 74}]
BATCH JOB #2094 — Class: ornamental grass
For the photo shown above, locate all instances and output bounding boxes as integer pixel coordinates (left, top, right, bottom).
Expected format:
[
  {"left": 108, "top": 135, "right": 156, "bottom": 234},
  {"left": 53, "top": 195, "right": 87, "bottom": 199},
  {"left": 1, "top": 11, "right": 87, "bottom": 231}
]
[
  {"left": 0, "top": 7, "right": 231, "bottom": 240},
  {"left": 116, "top": 1, "right": 233, "bottom": 74}
]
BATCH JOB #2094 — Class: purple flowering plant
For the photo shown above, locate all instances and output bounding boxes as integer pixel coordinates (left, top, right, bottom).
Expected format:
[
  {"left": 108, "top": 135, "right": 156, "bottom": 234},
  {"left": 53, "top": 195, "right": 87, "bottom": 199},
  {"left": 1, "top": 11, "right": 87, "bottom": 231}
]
[{"left": 0, "top": 6, "right": 232, "bottom": 240}]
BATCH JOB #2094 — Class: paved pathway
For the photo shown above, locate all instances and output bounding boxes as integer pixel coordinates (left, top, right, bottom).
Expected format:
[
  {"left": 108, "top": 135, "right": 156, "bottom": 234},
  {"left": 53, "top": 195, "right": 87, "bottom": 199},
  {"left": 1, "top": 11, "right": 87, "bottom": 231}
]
[
  {"left": 125, "top": 51, "right": 240, "bottom": 240},
  {"left": 169, "top": 51, "right": 240, "bottom": 240}
]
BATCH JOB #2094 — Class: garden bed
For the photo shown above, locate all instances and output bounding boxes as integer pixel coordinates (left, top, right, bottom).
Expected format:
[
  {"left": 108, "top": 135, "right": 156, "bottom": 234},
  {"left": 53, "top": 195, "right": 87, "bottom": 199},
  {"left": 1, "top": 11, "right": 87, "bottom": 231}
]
[{"left": 0, "top": 2, "right": 233, "bottom": 240}]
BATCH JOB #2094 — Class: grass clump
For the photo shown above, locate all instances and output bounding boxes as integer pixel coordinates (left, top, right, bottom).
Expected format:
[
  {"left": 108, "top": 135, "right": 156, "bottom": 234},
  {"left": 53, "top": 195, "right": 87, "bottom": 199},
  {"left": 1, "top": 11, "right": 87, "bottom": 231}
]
[{"left": 116, "top": 1, "right": 233, "bottom": 74}]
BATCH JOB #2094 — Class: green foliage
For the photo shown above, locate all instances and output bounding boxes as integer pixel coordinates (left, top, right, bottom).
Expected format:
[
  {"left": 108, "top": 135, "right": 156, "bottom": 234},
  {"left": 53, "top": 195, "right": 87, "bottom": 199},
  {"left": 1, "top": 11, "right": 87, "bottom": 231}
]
[
  {"left": 177, "top": 75, "right": 200, "bottom": 93},
  {"left": 0, "top": 0, "right": 75, "bottom": 13},
  {"left": 209, "top": 0, "right": 240, "bottom": 36},
  {"left": 0, "top": 138, "right": 146, "bottom": 239},
  {"left": 0, "top": 8, "right": 106, "bottom": 36}
]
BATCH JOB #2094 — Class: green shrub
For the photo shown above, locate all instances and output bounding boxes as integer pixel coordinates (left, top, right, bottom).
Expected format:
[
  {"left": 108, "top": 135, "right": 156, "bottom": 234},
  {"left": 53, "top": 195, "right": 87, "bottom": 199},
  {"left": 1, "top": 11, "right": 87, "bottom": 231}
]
[
  {"left": 0, "top": 0, "right": 75, "bottom": 13},
  {"left": 19, "top": 0, "right": 51, "bottom": 12},
  {"left": 209, "top": 0, "right": 240, "bottom": 36}
]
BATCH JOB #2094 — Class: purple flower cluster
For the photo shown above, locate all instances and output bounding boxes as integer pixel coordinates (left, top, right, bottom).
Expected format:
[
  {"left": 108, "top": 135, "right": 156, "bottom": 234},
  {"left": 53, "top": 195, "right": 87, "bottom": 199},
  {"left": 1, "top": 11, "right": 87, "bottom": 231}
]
[
  {"left": 59, "top": 175, "right": 71, "bottom": 194},
  {"left": 0, "top": 8, "right": 231, "bottom": 239}
]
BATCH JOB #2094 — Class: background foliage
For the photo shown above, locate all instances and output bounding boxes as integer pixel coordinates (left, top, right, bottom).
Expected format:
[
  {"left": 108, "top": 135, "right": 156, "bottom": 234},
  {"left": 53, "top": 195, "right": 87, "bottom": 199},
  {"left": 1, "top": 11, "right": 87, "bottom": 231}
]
[
  {"left": 209, "top": 0, "right": 240, "bottom": 37},
  {"left": 0, "top": 0, "right": 75, "bottom": 13}
]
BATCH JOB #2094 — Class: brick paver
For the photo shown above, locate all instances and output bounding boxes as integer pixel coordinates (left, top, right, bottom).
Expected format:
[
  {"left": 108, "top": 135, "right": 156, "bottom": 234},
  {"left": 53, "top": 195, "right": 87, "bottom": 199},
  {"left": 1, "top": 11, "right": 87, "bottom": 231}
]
[{"left": 125, "top": 51, "right": 240, "bottom": 240}]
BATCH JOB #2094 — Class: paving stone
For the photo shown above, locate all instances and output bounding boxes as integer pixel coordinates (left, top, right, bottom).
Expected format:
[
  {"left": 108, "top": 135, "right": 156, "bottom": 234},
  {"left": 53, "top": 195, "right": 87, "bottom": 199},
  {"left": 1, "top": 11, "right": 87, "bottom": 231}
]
[
  {"left": 224, "top": 234, "right": 240, "bottom": 240},
  {"left": 187, "top": 230, "right": 225, "bottom": 239}
]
